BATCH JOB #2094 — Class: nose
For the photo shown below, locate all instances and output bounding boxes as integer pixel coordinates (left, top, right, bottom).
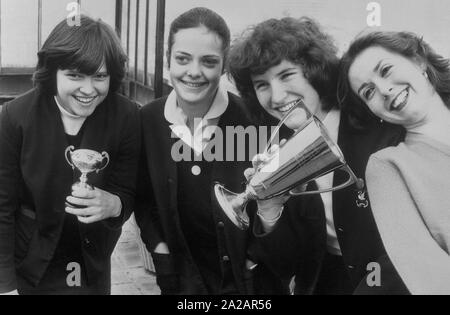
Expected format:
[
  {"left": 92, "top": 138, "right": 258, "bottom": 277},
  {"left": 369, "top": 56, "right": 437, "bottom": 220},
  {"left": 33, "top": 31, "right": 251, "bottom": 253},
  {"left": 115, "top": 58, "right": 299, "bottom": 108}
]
[
  {"left": 187, "top": 61, "right": 202, "bottom": 78},
  {"left": 79, "top": 78, "right": 96, "bottom": 95},
  {"left": 270, "top": 81, "right": 288, "bottom": 107},
  {"left": 375, "top": 78, "right": 394, "bottom": 97}
]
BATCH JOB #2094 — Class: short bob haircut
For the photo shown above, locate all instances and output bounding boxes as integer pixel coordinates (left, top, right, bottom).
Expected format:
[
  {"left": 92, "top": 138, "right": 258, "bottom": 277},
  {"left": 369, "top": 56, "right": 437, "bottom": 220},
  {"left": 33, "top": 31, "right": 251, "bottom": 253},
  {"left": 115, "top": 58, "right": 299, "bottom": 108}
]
[
  {"left": 228, "top": 17, "right": 340, "bottom": 122},
  {"left": 33, "top": 15, "right": 127, "bottom": 95},
  {"left": 338, "top": 31, "right": 450, "bottom": 129},
  {"left": 167, "top": 7, "right": 231, "bottom": 68}
]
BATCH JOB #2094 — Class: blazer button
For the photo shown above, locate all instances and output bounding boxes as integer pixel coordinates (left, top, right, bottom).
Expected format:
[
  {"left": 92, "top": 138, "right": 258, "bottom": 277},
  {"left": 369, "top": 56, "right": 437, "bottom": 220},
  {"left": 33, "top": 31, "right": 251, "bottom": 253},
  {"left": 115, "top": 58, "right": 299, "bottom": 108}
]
[
  {"left": 223, "top": 256, "right": 230, "bottom": 262},
  {"left": 338, "top": 228, "right": 344, "bottom": 233},
  {"left": 84, "top": 238, "right": 91, "bottom": 246},
  {"left": 348, "top": 265, "right": 356, "bottom": 270},
  {"left": 218, "top": 222, "right": 225, "bottom": 229}
]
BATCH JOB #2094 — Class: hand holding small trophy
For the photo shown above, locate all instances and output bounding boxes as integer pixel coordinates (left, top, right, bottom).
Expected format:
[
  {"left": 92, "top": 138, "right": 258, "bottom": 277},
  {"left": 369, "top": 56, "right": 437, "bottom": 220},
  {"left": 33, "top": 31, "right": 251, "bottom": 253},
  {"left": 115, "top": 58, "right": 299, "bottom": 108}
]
[{"left": 64, "top": 146, "right": 122, "bottom": 224}]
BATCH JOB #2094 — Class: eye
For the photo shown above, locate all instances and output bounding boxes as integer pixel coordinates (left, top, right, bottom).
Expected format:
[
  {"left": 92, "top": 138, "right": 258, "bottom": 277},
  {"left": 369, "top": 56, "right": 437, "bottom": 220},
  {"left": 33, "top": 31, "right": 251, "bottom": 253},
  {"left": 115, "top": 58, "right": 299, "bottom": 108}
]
[
  {"left": 253, "top": 82, "right": 269, "bottom": 91},
  {"left": 280, "top": 72, "right": 295, "bottom": 80},
  {"left": 67, "top": 72, "right": 83, "bottom": 79},
  {"left": 95, "top": 74, "right": 110, "bottom": 80},
  {"left": 362, "top": 86, "right": 375, "bottom": 101},
  {"left": 202, "top": 58, "right": 220, "bottom": 68},
  {"left": 175, "top": 55, "right": 190, "bottom": 65},
  {"left": 380, "top": 65, "right": 393, "bottom": 78}
]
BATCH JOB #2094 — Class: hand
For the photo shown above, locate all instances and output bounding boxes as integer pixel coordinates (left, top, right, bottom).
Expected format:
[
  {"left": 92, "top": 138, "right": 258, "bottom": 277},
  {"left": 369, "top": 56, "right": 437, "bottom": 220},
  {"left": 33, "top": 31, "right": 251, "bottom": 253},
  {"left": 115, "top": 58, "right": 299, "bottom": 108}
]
[
  {"left": 65, "top": 187, "right": 122, "bottom": 224},
  {"left": 245, "top": 140, "right": 290, "bottom": 221}
]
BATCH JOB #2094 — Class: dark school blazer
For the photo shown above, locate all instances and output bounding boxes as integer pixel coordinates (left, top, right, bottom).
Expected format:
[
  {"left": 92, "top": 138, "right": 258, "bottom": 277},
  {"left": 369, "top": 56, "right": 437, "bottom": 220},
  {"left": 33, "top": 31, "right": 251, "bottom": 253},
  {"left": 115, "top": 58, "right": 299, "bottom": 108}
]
[
  {"left": 135, "top": 93, "right": 325, "bottom": 295},
  {"left": 0, "top": 89, "right": 140, "bottom": 293}
]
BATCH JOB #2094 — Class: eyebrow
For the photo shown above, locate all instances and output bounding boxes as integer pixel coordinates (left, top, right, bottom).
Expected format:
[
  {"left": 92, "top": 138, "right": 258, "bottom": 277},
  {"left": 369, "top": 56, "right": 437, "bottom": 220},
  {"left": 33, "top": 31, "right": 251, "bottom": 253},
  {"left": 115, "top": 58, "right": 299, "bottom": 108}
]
[{"left": 357, "top": 60, "right": 384, "bottom": 95}]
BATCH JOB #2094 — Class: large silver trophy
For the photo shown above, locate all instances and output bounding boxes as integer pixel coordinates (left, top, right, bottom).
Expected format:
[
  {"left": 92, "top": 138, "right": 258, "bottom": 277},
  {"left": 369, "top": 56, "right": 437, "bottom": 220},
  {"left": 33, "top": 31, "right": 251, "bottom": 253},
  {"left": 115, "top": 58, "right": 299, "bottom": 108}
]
[
  {"left": 65, "top": 146, "right": 110, "bottom": 194},
  {"left": 214, "top": 100, "right": 363, "bottom": 230}
]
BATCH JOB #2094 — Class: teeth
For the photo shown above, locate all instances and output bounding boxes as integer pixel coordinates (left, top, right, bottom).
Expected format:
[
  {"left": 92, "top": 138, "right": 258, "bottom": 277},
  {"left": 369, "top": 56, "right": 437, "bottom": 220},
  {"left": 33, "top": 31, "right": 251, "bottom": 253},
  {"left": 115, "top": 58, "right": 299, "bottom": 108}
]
[
  {"left": 74, "top": 96, "right": 97, "bottom": 104},
  {"left": 183, "top": 81, "right": 206, "bottom": 88},
  {"left": 392, "top": 89, "right": 409, "bottom": 110},
  {"left": 278, "top": 101, "right": 298, "bottom": 113}
]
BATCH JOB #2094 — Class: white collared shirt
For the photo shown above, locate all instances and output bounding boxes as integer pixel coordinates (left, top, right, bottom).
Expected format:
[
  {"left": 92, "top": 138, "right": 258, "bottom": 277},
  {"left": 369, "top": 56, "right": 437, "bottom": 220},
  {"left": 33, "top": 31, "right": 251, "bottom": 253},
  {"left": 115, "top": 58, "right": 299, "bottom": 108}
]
[
  {"left": 165, "top": 84, "right": 229, "bottom": 156},
  {"left": 315, "top": 109, "right": 342, "bottom": 256}
]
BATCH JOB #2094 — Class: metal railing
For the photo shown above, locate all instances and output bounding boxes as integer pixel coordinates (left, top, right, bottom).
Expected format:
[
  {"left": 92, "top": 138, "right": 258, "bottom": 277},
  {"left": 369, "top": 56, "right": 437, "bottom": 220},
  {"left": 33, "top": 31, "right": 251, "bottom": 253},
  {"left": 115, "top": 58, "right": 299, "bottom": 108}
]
[
  {"left": 0, "top": 0, "right": 168, "bottom": 105},
  {"left": 116, "top": 0, "right": 169, "bottom": 105}
]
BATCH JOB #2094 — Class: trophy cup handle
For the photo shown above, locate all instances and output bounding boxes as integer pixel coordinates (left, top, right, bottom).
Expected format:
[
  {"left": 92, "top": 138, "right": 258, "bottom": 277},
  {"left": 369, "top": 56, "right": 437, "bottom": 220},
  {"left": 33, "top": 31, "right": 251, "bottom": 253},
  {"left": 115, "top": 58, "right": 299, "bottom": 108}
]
[
  {"left": 264, "top": 99, "right": 313, "bottom": 155},
  {"left": 290, "top": 164, "right": 364, "bottom": 196},
  {"left": 65, "top": 146, "right": 75, "bottom": 170},
  {"left": 97, "top": 152, "right": 110, "bottom": 173}
]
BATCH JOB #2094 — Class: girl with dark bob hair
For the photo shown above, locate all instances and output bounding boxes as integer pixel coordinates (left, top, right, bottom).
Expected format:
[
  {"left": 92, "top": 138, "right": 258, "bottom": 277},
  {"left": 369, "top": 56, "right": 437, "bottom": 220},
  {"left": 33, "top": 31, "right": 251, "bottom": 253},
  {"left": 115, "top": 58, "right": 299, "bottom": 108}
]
[
  {"left": 228, "top": 17, "right": 407, "bottom": 295},
  {"left": 0, "top": 15, "right": 140, "bottom": 295},
  {"left": 339, "top": 31, "right": 450, "bottom": 295}
]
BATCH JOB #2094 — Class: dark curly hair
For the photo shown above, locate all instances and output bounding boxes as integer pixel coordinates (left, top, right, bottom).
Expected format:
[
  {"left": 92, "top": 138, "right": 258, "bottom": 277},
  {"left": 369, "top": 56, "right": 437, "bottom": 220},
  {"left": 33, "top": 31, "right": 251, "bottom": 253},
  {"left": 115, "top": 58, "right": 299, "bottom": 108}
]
[
  {"left": 338, "top": 31, "right": 450, "bottom": 129},
  {"left": 228, "top": 17, "right": 340, "bottom": 122},
  {"left": 33, "top": 15, "right": 127, "bottom": 96}
]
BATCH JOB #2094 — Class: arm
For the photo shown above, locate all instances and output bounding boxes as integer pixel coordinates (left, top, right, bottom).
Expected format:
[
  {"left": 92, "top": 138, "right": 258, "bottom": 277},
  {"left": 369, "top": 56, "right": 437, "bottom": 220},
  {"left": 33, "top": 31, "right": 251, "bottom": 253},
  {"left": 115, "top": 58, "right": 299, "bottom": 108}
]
[
  {"left": 250, "top": 193, "right": 325, "bottom": 283},
  {"left": 0, "top": 104, "right": 21, "bottom": 293},
  {"left": 367, "top": 156, "right": 450, "bottom": 295}
]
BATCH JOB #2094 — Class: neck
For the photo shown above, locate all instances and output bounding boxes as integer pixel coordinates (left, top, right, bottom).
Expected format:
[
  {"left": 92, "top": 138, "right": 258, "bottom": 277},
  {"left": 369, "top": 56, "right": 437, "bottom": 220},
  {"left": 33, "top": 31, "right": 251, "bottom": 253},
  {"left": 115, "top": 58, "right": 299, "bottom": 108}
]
[
  {"left": 407, "top": 97, "right": 450, "bottom": 147},
  {"left": 178, "top": 89, "right": 218, "bottom": 131}
]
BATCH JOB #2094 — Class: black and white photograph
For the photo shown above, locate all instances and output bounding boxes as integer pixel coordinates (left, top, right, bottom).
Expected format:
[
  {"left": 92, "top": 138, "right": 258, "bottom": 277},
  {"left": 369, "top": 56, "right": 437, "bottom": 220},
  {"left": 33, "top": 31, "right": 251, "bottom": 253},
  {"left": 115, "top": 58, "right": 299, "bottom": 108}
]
[{"left": 0, "top": 0, "right": 449, "bottom": 298}]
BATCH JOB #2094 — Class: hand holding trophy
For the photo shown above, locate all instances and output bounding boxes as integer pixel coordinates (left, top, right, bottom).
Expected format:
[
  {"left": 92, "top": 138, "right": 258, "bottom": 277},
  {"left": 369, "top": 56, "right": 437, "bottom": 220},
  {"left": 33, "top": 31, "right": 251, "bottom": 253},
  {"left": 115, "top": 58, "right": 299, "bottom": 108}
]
[
  {"left": 65, "top": 146, "right": 121, "bottom": 224},
  {"left": 214, "top": 100, "right": 365, "bottom": 230}
]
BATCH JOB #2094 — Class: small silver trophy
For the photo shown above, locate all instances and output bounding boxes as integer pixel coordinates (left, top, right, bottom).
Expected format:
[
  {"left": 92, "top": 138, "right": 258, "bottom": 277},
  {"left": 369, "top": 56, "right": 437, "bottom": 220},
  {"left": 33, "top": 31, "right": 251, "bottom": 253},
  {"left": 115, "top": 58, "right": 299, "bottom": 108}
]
[{"left": 65, "top": 146, "right": 110, "bottom": 194}]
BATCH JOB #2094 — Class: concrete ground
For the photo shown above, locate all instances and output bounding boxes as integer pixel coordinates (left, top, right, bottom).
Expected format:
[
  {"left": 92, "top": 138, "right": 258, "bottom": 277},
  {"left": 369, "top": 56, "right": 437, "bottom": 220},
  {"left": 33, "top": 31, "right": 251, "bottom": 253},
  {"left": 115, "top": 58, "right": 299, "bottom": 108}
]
[{"left": 111, "top": 218, "right": 161, "bottom": 295}]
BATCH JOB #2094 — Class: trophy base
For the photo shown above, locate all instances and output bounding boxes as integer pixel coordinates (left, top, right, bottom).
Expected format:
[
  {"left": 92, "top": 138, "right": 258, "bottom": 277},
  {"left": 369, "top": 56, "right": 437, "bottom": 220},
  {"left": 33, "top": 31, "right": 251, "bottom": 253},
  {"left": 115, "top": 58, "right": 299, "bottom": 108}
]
[{"left": 214, "top": 184, "right": 250, "bottom": 231}]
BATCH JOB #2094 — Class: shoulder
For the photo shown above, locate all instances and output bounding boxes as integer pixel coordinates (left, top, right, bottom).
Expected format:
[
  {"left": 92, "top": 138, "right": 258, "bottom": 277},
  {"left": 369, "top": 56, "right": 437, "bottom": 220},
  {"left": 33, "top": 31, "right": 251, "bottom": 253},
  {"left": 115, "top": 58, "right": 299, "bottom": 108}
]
[
  {"left": 108, "top": 93, "right": 140, "bottom": 115},
  {"left": 367, "top": 144, "right": 409, "bottom": 177},
  {"left": 140, "top": 96, "right": 167, "bottom": 119},
  {"left": 2, "top": 89, "right": 40, "bottom": 123}
]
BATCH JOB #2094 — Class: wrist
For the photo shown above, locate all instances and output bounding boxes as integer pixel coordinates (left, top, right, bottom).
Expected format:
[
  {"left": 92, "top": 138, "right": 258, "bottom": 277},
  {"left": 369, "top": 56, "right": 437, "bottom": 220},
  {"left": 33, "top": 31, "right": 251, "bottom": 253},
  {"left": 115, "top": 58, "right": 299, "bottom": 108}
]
[{"left": 257, "top": 206, "right": 284, "bottom": 223}]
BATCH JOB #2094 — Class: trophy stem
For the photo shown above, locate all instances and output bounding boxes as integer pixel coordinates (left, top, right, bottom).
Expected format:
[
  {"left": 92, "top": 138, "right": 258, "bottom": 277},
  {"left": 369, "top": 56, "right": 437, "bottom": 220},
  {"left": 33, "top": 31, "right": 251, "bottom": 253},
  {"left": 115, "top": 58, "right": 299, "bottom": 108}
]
[{"left": 214, "top": 184, "right": 256, "bottom": 230}]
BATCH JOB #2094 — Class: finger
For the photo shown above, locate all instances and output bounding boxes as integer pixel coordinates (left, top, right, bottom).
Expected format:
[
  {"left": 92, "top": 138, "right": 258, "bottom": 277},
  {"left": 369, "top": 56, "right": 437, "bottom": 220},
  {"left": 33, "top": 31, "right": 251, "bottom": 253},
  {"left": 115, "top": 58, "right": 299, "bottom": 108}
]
[
  {"left": 71, "top": 188, "right": 98, "bottom": 199},
  {"left": 244, "top": 168, "right": 256, "bottom": 181},
  {"left": 65, "top": 206, "right": 99, "bottom": 217},
  {"left": 252, "top": 154, "right": 268, "bottom": 169},
  {"left": 280, "top": 139, "right": 288, "bottom": 146},
  {"left": 268, "top": 144, "right": 280, "bottom": 155},
  {"left": 66, "top": 196, "right": 99, "bottom": 208},
  {"left": 77, "top": 214, "right": 103, "bottom": 225}
]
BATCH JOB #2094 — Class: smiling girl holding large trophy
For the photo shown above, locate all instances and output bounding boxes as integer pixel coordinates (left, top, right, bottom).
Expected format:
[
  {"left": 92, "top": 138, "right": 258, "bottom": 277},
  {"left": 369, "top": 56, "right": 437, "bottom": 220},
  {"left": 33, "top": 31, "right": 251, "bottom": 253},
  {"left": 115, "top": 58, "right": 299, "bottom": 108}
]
[
  {"left": 0, "top": 16, "right": 140, "bottom": 295},
  {"left": 227, "top": 17, "right": 409, "bottom": 295}
]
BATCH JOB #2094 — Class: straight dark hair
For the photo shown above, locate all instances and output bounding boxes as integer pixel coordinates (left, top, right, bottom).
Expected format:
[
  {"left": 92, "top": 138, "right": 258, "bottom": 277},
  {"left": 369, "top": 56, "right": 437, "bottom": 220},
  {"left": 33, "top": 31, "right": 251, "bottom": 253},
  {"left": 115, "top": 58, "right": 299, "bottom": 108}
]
[
  {"left": 338, "top": 31, "right": 450, "bottom": 129},
  {"left": 33, "top": 15, "right": 128, "bottom": 95}
]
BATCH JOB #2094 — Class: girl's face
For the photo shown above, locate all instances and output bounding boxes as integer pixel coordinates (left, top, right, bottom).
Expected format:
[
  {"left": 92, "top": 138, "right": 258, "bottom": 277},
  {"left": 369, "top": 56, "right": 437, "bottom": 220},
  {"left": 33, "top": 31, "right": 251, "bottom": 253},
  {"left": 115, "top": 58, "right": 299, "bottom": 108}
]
[
  {"left": 251, "top": 60, "right": 323, "bottom": 130},
  {"left": 56, "top": 64, "right": 110, "bottom": 118},
  {"left": 348, "top": 46, "right": 435, "bottom": 128},
  {"left": 169, "top": 26, "right": 224, "bottom": 109}
]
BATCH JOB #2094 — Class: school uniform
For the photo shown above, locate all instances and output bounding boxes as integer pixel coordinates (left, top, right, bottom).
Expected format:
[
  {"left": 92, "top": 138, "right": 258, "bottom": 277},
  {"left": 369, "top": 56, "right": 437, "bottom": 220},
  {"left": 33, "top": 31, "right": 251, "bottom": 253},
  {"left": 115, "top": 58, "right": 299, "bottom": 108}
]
[{"left": 0, "top": 89, "right": 140, "bottom": 295}]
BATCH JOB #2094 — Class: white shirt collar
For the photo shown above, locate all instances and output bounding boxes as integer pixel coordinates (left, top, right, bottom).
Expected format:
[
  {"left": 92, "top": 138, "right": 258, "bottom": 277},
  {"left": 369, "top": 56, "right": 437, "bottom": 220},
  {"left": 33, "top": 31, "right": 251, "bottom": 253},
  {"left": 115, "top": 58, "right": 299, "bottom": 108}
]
[
  {"left": 54, "top": 96, "right": 86, "bottom": 136},
  {"left": 164, "top": 83, "right": 229, "bottom": 125},
  {"left": 164, "top": 83, "right": 229, "bottom": 155}
]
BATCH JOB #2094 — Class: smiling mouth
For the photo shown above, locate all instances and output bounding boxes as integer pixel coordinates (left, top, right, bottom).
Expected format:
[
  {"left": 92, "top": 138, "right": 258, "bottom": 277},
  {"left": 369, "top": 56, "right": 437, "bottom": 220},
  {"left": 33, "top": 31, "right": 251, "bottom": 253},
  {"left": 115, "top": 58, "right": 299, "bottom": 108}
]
[
  {"left": 277, "top": 100, "right": 301, "bottom": 113},
  {"left": 181, "top": 80, "right": 208, "bottom": 88},
  {"left": 73, "top": 96, "right": 98, "bottom": 105},
  {"left": 390, "top": 88, "right": 409, "bottom": 112}
]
